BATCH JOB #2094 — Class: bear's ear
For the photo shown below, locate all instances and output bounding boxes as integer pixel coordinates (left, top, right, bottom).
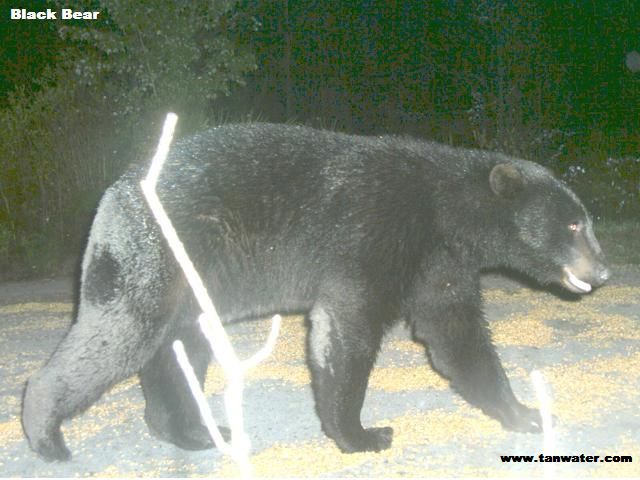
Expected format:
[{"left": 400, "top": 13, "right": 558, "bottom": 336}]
[{"left": 489, "top": 163, "right": 524, "bottom": 198}]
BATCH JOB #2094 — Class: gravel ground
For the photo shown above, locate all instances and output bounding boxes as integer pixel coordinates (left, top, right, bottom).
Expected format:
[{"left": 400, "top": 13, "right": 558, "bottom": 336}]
[{"left": 0, "top": 267, "right": 639, "bottom": 478}]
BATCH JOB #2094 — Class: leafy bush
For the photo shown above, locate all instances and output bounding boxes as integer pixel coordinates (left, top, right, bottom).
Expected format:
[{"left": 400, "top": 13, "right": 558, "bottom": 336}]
[
  {"left": 563, "top": 156, "right": 640, "bottom": 220},
  {"left": 0, "top": 0, "right": 256, "bottom": 279},
  {"left": 52, "top": 0, "right": 256, "bottom": 128},
  {"left": 0, "top": 75, "right": 118, "bottom": 277}
]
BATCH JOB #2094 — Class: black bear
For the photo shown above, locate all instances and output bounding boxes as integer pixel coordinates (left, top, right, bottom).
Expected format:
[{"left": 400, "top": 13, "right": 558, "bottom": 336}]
[{"left": 23, "top": 123, "right": 609, "bottom": 461}]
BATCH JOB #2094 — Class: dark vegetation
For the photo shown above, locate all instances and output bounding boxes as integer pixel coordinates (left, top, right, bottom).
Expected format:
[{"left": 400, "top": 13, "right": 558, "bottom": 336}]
[{"left": 1, "top": 0, "right": 639, "bottom": 279}]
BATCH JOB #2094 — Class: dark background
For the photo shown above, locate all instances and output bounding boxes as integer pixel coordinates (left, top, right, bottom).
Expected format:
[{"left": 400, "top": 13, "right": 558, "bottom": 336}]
[{"left": 1, "top": 0, "right": 639, "bottom": 278}]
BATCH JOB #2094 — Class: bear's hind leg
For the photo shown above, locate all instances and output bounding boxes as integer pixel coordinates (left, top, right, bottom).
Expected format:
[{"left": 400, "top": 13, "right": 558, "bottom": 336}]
[
  {"left": 307, "top": 303, "right": 392, "bottom": 453},
  {"left": 22, "top": 309, "right": 159, "bottom": 462},
  {"left": 140, "top": 323, "right": 223, "bottom": 451}
]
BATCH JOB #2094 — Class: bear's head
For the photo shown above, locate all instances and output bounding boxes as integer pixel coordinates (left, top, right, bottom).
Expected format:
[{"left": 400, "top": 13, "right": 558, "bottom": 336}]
[{"left": 489, "top": 162, "right": 610, "bottom": 294}]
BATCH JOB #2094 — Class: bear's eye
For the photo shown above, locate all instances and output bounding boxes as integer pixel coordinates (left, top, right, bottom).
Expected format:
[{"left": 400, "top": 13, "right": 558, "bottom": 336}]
[{"left": 568, "top": 222, "right": 581, "bottom": 232}]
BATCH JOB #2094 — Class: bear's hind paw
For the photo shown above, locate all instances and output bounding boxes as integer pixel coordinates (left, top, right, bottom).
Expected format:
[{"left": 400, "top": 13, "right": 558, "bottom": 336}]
[
  {"left": 34, "top": 435, "right": 72, "bottom": 462},
  {"left": 336, "top": 426, "right": 394, "bottom": 453}
]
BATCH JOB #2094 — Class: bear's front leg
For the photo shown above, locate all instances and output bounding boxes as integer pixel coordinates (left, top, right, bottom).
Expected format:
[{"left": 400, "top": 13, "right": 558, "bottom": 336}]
[
  {"left": 410, "top": 272, "right": 543, "bottom": 434},
  {"left": 307, "top": 303, "right": 393, "bottom": 453}
]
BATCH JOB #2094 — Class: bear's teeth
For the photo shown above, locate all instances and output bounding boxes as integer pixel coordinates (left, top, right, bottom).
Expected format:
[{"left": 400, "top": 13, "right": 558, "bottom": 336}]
[{"left": 565, "top": 269, "right": 592, "bottom": 292}]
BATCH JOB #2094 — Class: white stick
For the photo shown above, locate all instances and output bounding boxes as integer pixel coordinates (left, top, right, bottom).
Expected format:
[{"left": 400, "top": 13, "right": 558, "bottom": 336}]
[
  {"left": 140, "top": 180, "right": 241, "bottom": 366},
  {"left": 141, "top": 113, "right": 283, "bottom": 478},
  {"left": 243, "top": 314, "right": 282, "bottom": 370},
  {"left": 145, "top": 113, "right": 178, "bottom": 187},
  {"left": 173, "top": 340, "right": 233, "bottom": 454},
  {"left": 531, "top": 369, "right": 555, "bottom": 479}
]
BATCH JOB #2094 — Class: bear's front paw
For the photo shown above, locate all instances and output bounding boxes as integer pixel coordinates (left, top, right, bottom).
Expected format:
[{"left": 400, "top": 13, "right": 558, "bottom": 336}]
[
  {"left": 500, "top": 403, "right": 546, "bottom": 434},
  {"left": 335, "top": 426, "right": 394, "bottom": 453}
]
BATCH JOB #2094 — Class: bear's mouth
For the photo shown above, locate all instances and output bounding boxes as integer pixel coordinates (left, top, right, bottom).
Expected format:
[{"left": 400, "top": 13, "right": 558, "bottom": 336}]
[{"left": 561, "top": 267, "right": 592, "bottom": 293}]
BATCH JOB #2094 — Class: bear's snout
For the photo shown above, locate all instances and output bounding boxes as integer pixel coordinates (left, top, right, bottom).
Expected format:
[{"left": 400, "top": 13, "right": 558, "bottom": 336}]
[
  {"left": 561, "top": 259, "right": 609, "bottom": 294},
  {"left": 594, "top": 264, "right": 610, "bottom": 285}
]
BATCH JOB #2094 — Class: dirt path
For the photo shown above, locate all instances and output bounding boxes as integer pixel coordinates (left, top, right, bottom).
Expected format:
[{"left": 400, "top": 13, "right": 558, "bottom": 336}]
[{"left": 1, "top": 267, "right": 638, "bottom": 477}]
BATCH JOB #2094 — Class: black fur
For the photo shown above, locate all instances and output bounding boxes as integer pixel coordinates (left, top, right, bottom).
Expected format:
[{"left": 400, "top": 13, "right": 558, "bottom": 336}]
[{"left": 22, "top": 123, "right": 609, "bottom": 461}]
